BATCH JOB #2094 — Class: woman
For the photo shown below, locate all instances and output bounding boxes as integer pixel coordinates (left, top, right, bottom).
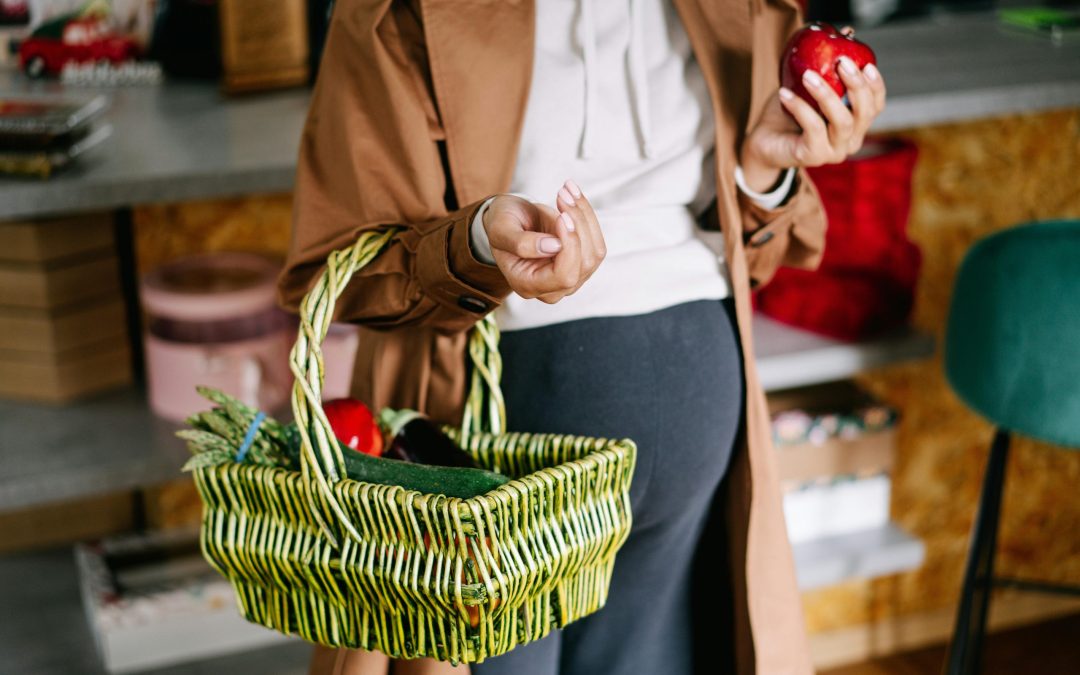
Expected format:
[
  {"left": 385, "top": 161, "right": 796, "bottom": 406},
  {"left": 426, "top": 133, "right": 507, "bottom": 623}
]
[{"left": 277, "top": 1, "right": 886, "bottom": 674}]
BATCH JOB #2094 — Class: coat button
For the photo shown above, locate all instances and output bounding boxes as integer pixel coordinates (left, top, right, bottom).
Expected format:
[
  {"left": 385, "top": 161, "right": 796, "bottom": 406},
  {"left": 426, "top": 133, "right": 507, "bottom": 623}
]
[{"left": 457, "top": 295, "right": 489, "bottom": 313}]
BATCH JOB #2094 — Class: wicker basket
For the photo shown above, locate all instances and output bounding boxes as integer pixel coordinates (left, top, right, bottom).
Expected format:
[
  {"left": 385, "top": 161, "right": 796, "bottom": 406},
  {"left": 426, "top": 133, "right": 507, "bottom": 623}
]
[{"left": 190, "top": 228, "right": 638, "bottom": 664}]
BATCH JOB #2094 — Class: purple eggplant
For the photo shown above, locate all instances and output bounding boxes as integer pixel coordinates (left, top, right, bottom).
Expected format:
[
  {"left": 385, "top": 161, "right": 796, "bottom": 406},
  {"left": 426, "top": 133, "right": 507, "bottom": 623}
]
[{"left": 378, "top": 409, "right": 480, "bottom": 469}]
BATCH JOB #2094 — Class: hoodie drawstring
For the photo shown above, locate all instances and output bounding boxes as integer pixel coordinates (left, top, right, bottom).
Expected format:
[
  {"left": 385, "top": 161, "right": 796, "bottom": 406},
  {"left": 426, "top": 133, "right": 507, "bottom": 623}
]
[{"left": 578, "top": 0, "right": 652, "bottom": 160}]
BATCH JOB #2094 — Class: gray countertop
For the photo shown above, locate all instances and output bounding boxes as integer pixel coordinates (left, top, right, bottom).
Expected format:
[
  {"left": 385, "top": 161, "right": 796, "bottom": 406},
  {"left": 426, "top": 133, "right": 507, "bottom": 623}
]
[
  {"left": 0, "top": 78, "right": 308, "bottom": 220},
  {"left": 866, "top": 11, "right": 1080, "bottom": 130},
  {"left": 0, "top": 11, "right": 1078, "bottom": 221}
]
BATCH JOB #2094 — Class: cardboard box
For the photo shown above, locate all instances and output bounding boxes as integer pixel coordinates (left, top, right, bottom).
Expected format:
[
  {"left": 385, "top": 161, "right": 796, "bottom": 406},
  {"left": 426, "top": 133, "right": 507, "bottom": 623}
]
[
  {"left": 783, "top": 473, "right": 892, "bottom": 544},
  {"left": 0, "top": 492, "right": 136, "bottom": 555},
  {"left": 0, "top": 339, "right": 132, "bottom": 403},
  {"left": 0, "top": 254, "right": 121, "bottom": 310},
  {"left": 0, "top": 298, "right": 127, "bottom": 353},
  {"left": 768, "top": 380, "right": 897, "bottom": 483},
  {"left": 775, "top": 428, "right": 896, "bottom": 484},
  {"left": 0, "top": 212, "right": 114, "bottom": 264},
  {"left": 75, "top": 529, "right": 292, "bottom": 674}
]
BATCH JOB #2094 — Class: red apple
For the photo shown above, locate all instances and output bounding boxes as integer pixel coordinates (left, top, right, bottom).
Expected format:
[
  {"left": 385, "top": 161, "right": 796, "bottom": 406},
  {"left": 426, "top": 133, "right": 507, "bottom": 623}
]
[{"left": 780, "top": 22, "right": 876, "bottom": 117}]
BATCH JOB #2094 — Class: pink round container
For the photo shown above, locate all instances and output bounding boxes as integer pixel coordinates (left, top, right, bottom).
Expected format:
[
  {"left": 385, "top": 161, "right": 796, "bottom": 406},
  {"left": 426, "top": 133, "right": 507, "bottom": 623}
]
[{"left": 140, "top": 252, "right": 294, "bottom": 423}]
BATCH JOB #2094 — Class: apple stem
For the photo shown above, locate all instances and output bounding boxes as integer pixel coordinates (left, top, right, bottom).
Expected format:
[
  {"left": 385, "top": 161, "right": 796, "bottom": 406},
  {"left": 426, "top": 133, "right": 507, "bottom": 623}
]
[{"left": 840, "top": 25, "right": 855, "bottom": 37}]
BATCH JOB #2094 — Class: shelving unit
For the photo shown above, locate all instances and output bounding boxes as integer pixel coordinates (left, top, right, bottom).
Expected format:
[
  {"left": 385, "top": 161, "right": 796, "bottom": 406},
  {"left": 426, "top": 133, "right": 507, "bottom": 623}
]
[
  {"left": 754, "top": 313, "right": 935, "bottom": 393},
  {"left": 0, "top": 315, "right": 934, "bottom": 513},
  {"left": 755, "top": 315, "right": 933, "bottom": 590},
  {"left": 0, "top": 325, "right": 934, "bottom": 605}
]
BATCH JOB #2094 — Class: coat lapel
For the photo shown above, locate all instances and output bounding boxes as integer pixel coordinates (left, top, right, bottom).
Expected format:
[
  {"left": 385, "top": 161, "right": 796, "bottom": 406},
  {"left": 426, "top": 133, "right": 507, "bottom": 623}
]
[{"left": 419, "top": 0, "right": 534, "bottom": 206}]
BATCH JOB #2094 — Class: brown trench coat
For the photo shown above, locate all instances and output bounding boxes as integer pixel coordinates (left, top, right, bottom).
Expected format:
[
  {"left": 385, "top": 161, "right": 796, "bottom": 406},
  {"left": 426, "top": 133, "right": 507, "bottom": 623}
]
[{"left": 277, "top": 0, "right": 829, "bottom": 673}]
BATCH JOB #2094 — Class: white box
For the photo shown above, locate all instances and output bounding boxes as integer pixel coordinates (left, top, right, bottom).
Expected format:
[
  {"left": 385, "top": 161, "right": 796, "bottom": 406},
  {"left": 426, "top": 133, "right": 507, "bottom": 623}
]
[
  {"left": 75, "top": 528, "right": 293, "bottom": 674},
  {"left": 782, "top": 472, "right": 891, "bottom": 544}
]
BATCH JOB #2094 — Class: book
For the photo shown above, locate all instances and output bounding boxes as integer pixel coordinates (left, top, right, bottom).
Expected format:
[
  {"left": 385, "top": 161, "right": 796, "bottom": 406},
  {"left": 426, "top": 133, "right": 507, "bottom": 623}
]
[
  {"left": 0, "top": 94, "right": 108, "bottom": 148},
  {"left": 0, "top": 123, "right": 112, "bottom": 178}
]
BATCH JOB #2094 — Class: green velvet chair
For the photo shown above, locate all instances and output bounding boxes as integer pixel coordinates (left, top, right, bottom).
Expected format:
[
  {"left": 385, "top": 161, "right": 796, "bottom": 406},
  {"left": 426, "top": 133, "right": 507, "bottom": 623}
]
[{"left": 942, "top": 219, "right": 1080, "bottom": 675}]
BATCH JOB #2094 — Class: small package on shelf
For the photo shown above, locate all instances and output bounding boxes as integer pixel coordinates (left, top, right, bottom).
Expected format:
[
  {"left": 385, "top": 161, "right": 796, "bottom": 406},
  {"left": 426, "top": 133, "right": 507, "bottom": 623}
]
[
  {"left": 0, "top": 94, "right": 112, "bottom": 178},
  {"left": 75, "top": 528, "right": 291, "bottom": 674},
  {"left": 768, "top": 381, "right": 898, "bottom": 543}
]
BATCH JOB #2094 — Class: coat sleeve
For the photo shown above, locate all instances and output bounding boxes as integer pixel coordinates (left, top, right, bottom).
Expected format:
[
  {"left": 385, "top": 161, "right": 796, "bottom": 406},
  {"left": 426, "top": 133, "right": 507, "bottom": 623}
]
[
  {"left": 276, "top": 0, "right": 512, "bottom": 335},
  {"left": 738, "top": 0, "right": 829, "bottom": 289}
]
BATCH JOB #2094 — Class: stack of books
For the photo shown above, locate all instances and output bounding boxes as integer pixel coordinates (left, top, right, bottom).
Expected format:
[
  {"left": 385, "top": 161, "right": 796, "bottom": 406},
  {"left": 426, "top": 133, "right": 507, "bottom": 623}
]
[
  {"left": 0, "top": 212, "right": 132, "bottom": 402},
  {"left": 0, "top": 94, "right": 112, "bottom": 178}
]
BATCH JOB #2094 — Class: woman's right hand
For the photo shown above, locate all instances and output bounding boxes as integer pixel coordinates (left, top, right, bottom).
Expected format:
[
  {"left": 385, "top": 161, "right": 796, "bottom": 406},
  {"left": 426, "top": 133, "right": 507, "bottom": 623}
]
[{"left": 483, "top": 179, "right": 606, "bottom": 304}]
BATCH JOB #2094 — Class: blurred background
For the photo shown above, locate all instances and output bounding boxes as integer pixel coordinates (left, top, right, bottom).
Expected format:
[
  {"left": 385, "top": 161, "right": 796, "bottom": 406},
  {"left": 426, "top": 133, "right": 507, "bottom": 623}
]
[{"left": 0, "top": 0, "right": 1077, "bottom": 674}]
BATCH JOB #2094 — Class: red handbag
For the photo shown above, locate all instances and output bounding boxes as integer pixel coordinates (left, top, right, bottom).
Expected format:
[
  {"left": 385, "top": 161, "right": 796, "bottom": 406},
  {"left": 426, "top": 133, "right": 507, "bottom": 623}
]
[{"left": 753, "top": 137, "right": 921, "bottom": 341}]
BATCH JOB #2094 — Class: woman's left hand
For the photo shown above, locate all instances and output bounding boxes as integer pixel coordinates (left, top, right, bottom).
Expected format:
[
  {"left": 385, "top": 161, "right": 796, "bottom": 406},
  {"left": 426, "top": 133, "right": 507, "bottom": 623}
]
[{"left": 738, "top": 51, "right": 887, "bottom": 192}]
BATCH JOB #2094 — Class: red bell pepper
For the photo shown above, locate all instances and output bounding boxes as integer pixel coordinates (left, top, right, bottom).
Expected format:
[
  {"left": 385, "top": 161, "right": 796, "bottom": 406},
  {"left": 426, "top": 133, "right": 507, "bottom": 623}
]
[{"left": 322, "top": 398, "right": 384, "bottom": 457}]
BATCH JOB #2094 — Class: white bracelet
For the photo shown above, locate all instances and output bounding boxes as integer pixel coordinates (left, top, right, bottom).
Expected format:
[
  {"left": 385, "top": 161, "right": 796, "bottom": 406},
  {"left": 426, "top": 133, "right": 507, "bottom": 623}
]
[{"left": 734, "top": 165, "right": 796, "bottom": 210}]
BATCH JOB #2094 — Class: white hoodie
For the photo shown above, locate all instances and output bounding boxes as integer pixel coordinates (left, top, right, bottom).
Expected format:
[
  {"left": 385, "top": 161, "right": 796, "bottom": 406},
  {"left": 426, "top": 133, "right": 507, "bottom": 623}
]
[{"left": 470, "top": 0, "right": 794, "bottom": 332}]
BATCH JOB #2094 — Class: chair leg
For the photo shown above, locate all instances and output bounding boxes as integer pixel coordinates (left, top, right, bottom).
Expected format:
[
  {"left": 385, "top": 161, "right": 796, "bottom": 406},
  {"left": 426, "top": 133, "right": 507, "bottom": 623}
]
[{"left": 943, "top": 429, "right": 1011, "bottom": 675}]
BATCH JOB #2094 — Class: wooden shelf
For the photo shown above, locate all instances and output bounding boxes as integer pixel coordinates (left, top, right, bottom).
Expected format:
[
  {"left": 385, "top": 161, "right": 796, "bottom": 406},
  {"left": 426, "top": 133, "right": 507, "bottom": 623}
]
[
  {"left": 793, "top": 522, "right": 927, "bottom": 591},
  {"left": 754, "top": 313, "right": 935, "bottom": 392},
  {"left": 0, "top": 388, "right": 186, "bottom": 512},
  {"left": 0, "top": 312, "right": 934, "bottom": 513}
]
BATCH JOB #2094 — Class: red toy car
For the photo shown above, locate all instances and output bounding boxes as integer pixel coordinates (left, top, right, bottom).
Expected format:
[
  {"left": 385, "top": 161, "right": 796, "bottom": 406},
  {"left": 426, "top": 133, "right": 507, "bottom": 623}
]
[{"left": 18, "top": 15, "right": 141, "bottom": 78}]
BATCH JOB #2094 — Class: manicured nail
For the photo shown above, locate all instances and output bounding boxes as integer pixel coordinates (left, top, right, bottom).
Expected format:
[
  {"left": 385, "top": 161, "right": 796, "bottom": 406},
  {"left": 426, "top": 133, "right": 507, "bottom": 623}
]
[
  {"left": 803, "top": 70, "right": 824, "bottom": 88},
  {"left": 560, "top": 212, "right": 575, "bottom": 232},
  {"left": 539, "top": 237, "right": 562, "bottom": 254},
  {"left": 838, "top": 56, "right": 859, "bottom": 78},
  {"left": 778, "top": 87, "right": 795, "bottom": 101},
  {"left": 565, "top": 179, "right": 582, "bottom": 198},
  {"left": 558, "top": 187, "right": 576, "bottom": 206},
  {"left": 863, "top": 63, "right": 880, "bottom": 81}
]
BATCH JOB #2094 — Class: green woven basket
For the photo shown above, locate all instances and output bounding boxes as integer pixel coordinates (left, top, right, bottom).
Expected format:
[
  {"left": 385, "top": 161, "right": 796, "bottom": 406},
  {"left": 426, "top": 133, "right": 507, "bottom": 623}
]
[{"left": 190, "top": 227, "right": 638, "bottom": 664}]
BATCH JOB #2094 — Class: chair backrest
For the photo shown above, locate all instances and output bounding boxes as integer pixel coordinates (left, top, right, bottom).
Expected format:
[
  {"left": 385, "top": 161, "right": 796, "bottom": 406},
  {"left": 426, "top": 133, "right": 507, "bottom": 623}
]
[{"left": 945, "top": 219, "right": 1080, "bottom": 449}]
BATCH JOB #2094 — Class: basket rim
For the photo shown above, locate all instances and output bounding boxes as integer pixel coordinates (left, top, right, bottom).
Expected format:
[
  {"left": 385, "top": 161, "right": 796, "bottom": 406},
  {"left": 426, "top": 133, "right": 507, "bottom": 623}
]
[{"left": 194, "top": 431, "right": 636, "bottom": 513}]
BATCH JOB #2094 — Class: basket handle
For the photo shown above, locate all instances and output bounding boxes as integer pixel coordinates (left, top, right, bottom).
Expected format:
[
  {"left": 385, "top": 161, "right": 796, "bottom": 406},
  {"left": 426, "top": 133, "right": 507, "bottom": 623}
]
[{"left": 288, "top": 227, "right": 506, "bottom": 546}]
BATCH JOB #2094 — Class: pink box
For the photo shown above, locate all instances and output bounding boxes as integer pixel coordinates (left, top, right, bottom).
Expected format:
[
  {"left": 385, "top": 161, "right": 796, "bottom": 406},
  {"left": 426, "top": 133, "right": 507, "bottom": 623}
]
[{"left": 140, "top": 252, "right": 294, "bottom": 422}]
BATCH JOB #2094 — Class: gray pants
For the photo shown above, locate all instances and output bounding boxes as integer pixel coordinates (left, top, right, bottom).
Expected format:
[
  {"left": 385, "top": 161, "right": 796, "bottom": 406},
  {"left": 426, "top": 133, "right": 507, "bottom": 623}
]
[{"left": 471, "top": 297, "right": 745, "bottom": 675}]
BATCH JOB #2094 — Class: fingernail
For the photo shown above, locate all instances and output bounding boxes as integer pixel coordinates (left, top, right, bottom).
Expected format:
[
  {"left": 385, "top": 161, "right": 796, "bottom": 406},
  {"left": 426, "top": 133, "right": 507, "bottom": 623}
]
[
  {"left": 560, "top": 212, "right": 575, "bottom": 232},
  {"left": 538, "top": 237, "right": 562, "bottom": 254},
  {"left": 558, "top": 187, "right": 576, "bottom": 206},
  {"left": 803, "top": 70, "right": 824, "bottom": 88},
  {"left": 863, "top": 63, "right": 880, "bottom": 81},
  {"left": 565, "top": 179, "right": 582, "bottom": 198},
  {"left": 778, "top": 87, "right": 795, "bottom": 101},
  {"left": 838, "top": 56, "right": 859, "bottom": 78}
]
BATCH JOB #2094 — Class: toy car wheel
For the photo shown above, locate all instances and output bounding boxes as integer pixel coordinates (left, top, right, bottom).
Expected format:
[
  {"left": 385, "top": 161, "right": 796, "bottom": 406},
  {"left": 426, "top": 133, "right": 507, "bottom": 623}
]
[{"left": 25, "top": 55, "right": 47, "bottom": 78}]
